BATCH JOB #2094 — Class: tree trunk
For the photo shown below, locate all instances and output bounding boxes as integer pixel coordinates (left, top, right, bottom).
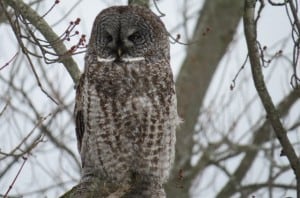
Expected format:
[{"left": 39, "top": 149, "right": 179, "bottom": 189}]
[{"left": 166, "top": 0, "right": 244, "bottom": 197}]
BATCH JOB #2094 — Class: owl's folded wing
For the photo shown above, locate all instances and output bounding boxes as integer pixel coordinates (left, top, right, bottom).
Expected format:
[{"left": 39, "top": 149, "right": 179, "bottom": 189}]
[{"left": 74, "top": 73, "right": 85, "bottom": 152}]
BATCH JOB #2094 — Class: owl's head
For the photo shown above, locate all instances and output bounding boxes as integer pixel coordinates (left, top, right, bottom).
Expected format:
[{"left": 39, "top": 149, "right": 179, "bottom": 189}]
[{"left": 87, "top": 5, "right": 169, "bottom": 63}]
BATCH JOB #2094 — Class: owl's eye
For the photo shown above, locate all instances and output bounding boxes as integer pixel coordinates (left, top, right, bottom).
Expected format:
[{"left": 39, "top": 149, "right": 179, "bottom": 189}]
[
  {"left": 106, "top": 34, "right": 113, "bottom": 43},
  {"left": 102, "top": 30, "right": 113, "bottom": 43},
  {"left": 128, "top": 31, "right": 143, "bottom": 43},
  {"left": 100, "top": 31, "right": 113, "bottom": 45}
]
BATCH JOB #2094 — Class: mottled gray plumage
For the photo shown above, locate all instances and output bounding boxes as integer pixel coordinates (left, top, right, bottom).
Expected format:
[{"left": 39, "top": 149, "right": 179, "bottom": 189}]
[{"left": 74, "top": 5, "right": 179, "bottom": 198}]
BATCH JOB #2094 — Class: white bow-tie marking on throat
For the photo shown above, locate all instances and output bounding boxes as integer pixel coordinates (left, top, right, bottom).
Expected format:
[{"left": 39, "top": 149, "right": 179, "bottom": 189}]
[
  {"left": 121, "top": 57, "right": 145, "bottom": 62},
  {"left": 97, "top": 56, "right": 145, "bottom": 63},
  {"left": 97, "top": 56, "right": 115, "bottom": 63}
]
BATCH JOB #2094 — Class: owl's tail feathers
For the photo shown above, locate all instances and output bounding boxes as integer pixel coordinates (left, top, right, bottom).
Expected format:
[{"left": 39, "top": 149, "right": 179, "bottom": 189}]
[
  {"left": 121, "top": 174, "right": 166, "bottom": 198},
  {"left": 59, "top": 178, "right": 130, "bottom": 198}
]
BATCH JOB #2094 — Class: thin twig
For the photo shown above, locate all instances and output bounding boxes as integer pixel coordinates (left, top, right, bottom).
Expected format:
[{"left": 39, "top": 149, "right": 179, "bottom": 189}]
[
  {"left": 3, "top": 0, "right": 81, "bottom": 83},
  {"left": 1, "top": 3, "right": 59, "bottom": 104},
  {"left": 0, "top": 51, "right": 19, "bottom": 70},
  {"left": 230, "top": 54, "right": 249, "bottom": 90},
  {"left": 0, "top": 113, "right": 50, "bottom": 160},
  {"left": 3, "top": 156, "right": 28, "bottom": 198},
  {"left": 0, "top": 100, "right": 10, "bottom": 116},
  {"left": 41, "top": 0, "right": 60, "bottom": 18},
  {"left": 268, "top": 0, "right": 286, "bottom": 6},
  {"left": 153, "top": 0, "right": 165, "bottom": 17},
  {"left": 244, "top": 0, "right": 300, "bottom": 196}
]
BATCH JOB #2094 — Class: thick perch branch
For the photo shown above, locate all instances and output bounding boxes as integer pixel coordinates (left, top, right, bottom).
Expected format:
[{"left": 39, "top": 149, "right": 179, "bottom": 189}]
[
  {"left": 243, "top": 0, "right": 300, "bottom": 195},
  {"left": 128, "top": 0, "right": 149, "bottom": 7},
  {"left": 3, "top": 0, "right": 81, "bottom": 84}
]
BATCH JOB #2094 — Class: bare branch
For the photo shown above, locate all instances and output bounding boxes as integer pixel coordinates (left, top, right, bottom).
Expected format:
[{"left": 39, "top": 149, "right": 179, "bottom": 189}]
[
  {"left": 244, "top": 0, "right": 300, "bottom": 195},
  {"left": 217, "top": 83, "right": 300, "bottom": 197},
  {"left": 3, "top": 0, "right": 81, "bottom": 84}
]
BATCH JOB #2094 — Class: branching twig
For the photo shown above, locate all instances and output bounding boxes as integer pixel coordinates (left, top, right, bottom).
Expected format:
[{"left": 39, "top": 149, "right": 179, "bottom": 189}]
[
  {"left": 243, "top": 0, "right": 300, "bottom": 196},
  {"left": 0, "top": 113, "right": 50, "bottom": 160},
  {"left": 1, "top": 2, "right": 60, "bottom": 104},
  {"left": 3, "top": 0, "right": 81, "bottom": 84},
  {"left": 288, "top": 0, "right": 300, "bottom": 33}
]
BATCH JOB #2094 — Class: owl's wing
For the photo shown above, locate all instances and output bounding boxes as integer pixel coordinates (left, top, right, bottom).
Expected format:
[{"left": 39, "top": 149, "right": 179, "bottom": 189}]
[{"left": 74, "top": 73, "right": 85, "bottom": 151}]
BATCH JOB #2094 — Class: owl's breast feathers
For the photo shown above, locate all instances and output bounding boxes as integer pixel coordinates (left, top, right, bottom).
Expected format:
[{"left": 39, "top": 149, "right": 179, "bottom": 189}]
[
  {"left": 88, "top": 59, "right": 174, "bottom": 100},
  {"left": 74, "top": 59, "right": 175, "bottom": 152}
]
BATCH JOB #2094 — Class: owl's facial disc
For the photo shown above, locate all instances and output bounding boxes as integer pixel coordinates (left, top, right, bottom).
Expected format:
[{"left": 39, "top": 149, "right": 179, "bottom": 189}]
[
  {"left": 101, "top": 28, "right": 145, "bottom": 63},
  {"left": 95, "top": 13, "right": 152, "bottom": 63}
]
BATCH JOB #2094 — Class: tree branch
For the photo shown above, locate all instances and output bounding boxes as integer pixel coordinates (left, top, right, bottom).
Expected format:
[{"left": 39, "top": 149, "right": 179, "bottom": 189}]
[
  {"left": 3, "top": 0, "right": 81, "bottom": 84},
  {"left": 243, "top": 0, "right": 300, "bottom": 195},
  {"left": 216, "top": 88, "right": 300, "bottom": 197},
  {"left": 128, "top": 0, "right": 149, "bottom": 7}
]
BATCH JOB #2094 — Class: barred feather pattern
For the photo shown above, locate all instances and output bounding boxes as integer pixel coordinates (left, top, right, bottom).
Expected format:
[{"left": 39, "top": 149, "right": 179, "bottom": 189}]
[{"left": 74, "top": 5, "right": 179, "bottom": 198}]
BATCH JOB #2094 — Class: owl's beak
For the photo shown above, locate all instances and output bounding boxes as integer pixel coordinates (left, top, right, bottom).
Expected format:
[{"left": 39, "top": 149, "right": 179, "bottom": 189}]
[{"left": 117, "top": 48, "right": 123, "bottom": 57}]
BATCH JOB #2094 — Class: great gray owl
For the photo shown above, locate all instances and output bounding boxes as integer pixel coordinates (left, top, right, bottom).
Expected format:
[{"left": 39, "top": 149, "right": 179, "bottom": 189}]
[{"left": 74, "top": 5, "right": 179, "bottom": 198}]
